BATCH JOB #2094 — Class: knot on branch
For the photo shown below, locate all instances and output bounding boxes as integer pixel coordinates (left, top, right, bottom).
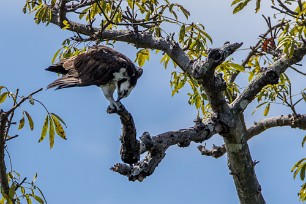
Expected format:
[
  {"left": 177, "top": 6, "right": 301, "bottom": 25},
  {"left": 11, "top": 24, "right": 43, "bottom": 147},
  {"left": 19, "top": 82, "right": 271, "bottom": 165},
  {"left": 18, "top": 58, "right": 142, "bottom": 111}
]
[
  {"left": 140, "top": 132, "right": 154, "bottom": 153},
  {"left": 208, "top": 49, "right": 222, "bottom": 61},
  {"left": 289, "top": 114, "right": 306, "bottom": 130},
  {"left": 190, "top": 42, "right": 243, "bottom": 79},
  {"left": 264, "top": 69, "right": 279, "bottom": 85},
  {"left": 111, "top": 147, "right": 165, "bottom": 182},
  {"left": 214, "top": 73, "right": 227, "bottom": 91},
  {"left": 193, "top": 117, "right": 205, "bottom": 130}
]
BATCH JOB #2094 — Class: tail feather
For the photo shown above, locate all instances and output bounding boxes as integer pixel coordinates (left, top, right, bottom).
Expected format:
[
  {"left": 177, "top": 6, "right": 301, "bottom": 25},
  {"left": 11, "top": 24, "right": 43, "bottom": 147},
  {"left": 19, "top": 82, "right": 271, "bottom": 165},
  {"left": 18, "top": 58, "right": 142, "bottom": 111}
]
[{"left": 47, "top": 77, "right": 79, "bottom": 89}]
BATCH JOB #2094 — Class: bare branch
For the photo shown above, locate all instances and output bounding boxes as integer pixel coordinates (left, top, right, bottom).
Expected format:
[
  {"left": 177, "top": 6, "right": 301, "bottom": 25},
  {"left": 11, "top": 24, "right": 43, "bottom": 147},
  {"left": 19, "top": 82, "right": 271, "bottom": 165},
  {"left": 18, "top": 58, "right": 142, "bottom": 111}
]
[
  {"left": 108, "top": 105, "right": 140, "bottom": 164},
  {"left": 5, "top": 88, "right": 43, "bottom": 117},
  {"left": 247, "top": 114, "right": 306, "bottom": 140},
  {"left": 275, "top": 0, "right": 298, "bottom": 16},
  {"left": 111, "top": 116, "right": 224, "bottom": 181}
]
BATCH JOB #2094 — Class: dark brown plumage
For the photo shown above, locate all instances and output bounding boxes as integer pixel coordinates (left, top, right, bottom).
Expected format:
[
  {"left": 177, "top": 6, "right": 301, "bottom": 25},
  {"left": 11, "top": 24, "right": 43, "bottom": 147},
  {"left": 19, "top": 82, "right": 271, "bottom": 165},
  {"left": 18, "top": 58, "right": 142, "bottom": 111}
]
[
  {"left": 46, "top": 45, "right": 140, "bottom": 89},
  {"left": 46, "top": 45, "right": 143, "bottom": 110}
]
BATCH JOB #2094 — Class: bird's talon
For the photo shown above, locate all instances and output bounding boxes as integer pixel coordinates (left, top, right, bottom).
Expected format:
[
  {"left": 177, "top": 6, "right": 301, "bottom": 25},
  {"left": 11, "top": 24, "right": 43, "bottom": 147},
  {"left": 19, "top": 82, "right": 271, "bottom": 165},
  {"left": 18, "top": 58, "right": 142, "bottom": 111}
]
[{"left": 106, "top": 102, "right": 124, "bottom": 114}]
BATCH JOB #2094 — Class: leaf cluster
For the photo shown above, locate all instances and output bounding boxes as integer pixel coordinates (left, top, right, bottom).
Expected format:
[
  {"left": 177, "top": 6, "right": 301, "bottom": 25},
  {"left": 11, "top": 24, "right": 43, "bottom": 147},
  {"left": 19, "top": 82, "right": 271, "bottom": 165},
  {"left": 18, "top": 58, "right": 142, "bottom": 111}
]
[{"left": 2, "top": 171, "right": 46, "bottom": 204}]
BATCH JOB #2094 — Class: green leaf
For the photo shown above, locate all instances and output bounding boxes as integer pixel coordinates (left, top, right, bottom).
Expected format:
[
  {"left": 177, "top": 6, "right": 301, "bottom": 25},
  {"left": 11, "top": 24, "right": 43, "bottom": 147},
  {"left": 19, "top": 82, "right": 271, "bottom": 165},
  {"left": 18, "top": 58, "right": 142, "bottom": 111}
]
[
  {"left": 51, "top": 114, "right": 67, "bottom": 140},
  {"left": 49, "top": 117, "right": 55, "bottom": 148},
  {"left": 302, "top": 135, "right": 306, "bottom": 147},
  {"left": 302, "top": 92, "right": 306, "bottom": 102},
  {"left": 228, "top": 62, "right": 245, "bottom": 72},
  {"left": 25, "top": 195, "right": 32, "bottom": 204},
  {"left": 0, "top": 92, "right": 9, "bottom": 103},
  {"left": 51, "top": 113, "right": 67, "bottom": 127},
  {"left": 20, "top": 186, "right": 25, "bottom": 195},
  {"left": 292, "top": 158, "right": 306, "bottom": 172},
  {"left": 62, "top": 20, "right": 70, "bottom": 30},
  {"left": 301, "top": 165, "right": 306, "bottom": 181},
  {"left": 231, "top": 0, "right": 243, "bottom": 6},
  {"left": 177, "top": 4, "right": 190, "bottom": 19},
  {"left": 18, "top": 114, "right": 25, "bottom": 130},
  {"left": 179, "top": 24, "right": 185, "bottom": 43},
  {"left": 255, "top": 0, "right": 261, "bottom": 13},
  {"left": 160, "top": 53, "right": 170, "bottom": 69},
  {"left": 51, "top": 48, "right": 62, "bottom": 64},
  {"left": 25, "top": 111, "right": 34, "bottom": 130},
  {"left": 233, "top": 0, "right": 250, "bottom": 14},
  {"left": 39, "top": 115, "right": 49, "bottom": 143},
  {"left": 8, "top": 183, "right": 16, "bottom": 200},
  {"left": 32, "top": 195, "right": 44, "bottom": 204},
  {"left": 135, "top": 49, "right": 150, "bottom": 67},
  {"left": 263, "top": 103, "right": 270, "bottom": 116},
  {"left": 51, "top": 0, "right": 56, "bottom": 8}
]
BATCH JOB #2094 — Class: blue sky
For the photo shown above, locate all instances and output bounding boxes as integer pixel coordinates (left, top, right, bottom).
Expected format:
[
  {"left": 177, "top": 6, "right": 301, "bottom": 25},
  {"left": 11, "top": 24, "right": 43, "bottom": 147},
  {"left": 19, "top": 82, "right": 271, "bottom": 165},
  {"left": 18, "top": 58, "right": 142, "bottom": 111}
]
[{"left": 1, "top": 0, "right": 306, "bottom": 203}]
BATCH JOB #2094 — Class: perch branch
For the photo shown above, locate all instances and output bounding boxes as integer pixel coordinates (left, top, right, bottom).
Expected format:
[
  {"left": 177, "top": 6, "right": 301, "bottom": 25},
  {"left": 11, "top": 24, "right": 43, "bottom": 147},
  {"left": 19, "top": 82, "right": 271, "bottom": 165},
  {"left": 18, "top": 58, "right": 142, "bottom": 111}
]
[
  {"left": 108, "top": 105, "right": 140, "bottom": 164},
  {"left": 111, "top": 116, "right": 225, "bottom": 181}
]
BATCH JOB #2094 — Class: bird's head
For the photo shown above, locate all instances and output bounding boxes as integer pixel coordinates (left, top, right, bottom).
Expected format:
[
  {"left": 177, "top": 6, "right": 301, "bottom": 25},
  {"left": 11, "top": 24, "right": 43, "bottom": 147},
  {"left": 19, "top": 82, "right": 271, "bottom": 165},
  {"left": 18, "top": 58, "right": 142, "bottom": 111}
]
[{"left": 116, "top": 68, "right": 143, "bottom": 101}]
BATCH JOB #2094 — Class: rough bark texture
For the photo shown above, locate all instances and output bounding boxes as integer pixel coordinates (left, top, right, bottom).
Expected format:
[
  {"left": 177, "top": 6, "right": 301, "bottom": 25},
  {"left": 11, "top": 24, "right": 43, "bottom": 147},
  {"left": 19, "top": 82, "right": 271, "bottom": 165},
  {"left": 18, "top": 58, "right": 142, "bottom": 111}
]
[
  {"left": 110, "top": 105, "right": 140, "bottom": 164},
  {"left": 42, "top": 3, "right": 306, "bottom": 204},
  {"left": 0, "top": 112, "right": 10, "bottom": 197}
]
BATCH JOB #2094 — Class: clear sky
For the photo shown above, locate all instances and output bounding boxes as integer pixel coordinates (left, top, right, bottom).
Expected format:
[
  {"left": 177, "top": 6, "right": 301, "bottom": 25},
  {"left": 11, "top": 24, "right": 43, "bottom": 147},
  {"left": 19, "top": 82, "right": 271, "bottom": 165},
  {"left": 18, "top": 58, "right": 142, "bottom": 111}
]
[{"left": 1, "top": 0, "right": 306, "bottom": 203}]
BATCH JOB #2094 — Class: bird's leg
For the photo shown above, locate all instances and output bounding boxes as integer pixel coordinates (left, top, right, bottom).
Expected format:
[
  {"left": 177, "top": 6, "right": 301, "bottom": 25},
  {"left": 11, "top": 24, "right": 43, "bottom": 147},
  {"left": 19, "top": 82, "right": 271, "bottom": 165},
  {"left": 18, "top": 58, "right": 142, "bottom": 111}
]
[{"left": 101, "top": 84, "right": 123, "bottom": 113}]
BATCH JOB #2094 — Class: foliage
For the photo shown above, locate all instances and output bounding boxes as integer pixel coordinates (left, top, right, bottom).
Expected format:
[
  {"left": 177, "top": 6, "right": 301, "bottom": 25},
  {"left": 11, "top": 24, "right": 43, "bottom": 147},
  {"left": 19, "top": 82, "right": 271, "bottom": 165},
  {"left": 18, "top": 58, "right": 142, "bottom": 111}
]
[
  {"left": 0, "top": 86, "right": 67, "bottom": 203},
  {"left": 18, "top": 0, "right": 306, "bottom": 202}
]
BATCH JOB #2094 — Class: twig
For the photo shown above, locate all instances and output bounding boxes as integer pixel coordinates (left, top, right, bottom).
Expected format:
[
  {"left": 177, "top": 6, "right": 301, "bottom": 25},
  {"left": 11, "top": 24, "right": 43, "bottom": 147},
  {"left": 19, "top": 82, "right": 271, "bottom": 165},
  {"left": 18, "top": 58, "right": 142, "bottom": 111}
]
[
  {"left": 5, "top": 89, "right": 19, "bottom": 140},
  {"left": 197, "top": 144, "right": 226, "bottom": 158},
  {"left": 290, "top": 66, "right": 306, "bottom": 76},
  {"left": 5, "top": 88, "right": 43, "bottom": 117},
  {"left": 230, "top": 21, "right": 285, "bottom": 83}
]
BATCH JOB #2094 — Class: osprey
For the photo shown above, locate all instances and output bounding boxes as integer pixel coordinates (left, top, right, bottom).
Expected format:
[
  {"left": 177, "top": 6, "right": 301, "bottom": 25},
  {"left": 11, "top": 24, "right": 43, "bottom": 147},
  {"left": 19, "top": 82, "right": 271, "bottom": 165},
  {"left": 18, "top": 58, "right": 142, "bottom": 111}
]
[{"left": 46, "top": 45, "right": 143, "bottom": 111}]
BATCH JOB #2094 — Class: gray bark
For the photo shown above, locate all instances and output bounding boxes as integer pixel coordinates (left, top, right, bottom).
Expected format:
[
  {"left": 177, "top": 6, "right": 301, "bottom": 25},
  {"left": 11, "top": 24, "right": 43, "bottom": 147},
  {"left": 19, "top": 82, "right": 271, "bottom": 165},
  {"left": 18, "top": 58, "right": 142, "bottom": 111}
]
[{"left": 44, "top": 3, "right": 306, "bottom": 203}]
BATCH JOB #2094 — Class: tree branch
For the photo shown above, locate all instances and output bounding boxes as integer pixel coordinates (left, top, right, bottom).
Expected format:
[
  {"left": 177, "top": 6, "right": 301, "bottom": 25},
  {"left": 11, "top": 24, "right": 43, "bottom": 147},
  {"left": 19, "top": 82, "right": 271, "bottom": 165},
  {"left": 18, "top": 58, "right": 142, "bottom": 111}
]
[
  {"left": 229, "top": 21, "right": 285, "bottom": 83},
  {"left": 247, "top": 114, "right": 306, "bottom": 140},
  {"left": 111, "top": 116, "right": 224, "bottom": 181},
  {"left": 197, "top": 144, "right": 226, "bottom": 158},
  {"left": 231, "top": 43, "right": 306, "bottom": 113},
  {"left": 0, "top": 111, "right": 9, "bottom": 197},
  {"left": 109, "top": 105, "right": 140, "bottom": 164},
  {"left": 5, "top": 88, "right": 43, "bottom": 117}
]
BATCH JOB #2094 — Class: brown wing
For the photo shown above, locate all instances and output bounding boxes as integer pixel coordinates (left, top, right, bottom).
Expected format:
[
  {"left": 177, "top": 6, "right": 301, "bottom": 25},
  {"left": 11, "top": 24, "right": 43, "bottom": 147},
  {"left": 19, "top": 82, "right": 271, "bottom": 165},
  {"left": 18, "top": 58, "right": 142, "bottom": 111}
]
[{"left": 46, "top": 46, "right": 136, "bottom": 89}]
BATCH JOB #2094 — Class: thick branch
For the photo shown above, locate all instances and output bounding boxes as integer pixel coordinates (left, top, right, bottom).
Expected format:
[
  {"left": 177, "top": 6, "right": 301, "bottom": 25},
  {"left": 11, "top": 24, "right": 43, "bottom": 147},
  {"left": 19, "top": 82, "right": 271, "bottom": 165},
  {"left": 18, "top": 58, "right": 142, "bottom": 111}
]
[
  {"left": 109, "top": 105, "right": 140, "bottom": 164},
  {"left": 50, "top": 16, "right": 193, "bottom": 73},
  {"left": 111, "top": 117, "right": 224, "bottom": 181},
  {"left": 247, "top": 114, "right": 306, "bottom": 140},
  {"left": 191, "top": 42, "right": 243, "bottom": 79},
  {"left": 192, "top": 42, "right": 242, "bottom": 113},
  {"left": 231, "top": 43, "right": 306, "bottom": 113}
]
